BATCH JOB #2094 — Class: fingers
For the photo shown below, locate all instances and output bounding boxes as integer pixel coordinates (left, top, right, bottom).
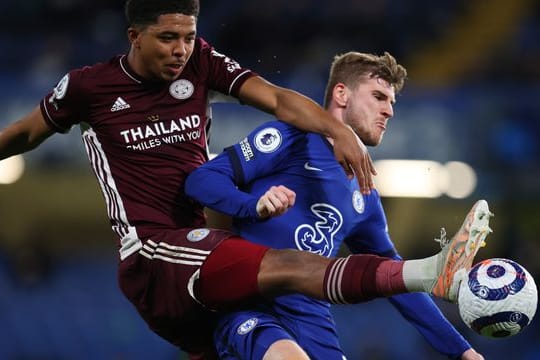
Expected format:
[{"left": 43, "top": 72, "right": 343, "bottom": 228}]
[
  {"left": 256, "top": 185, "right": 296, "bottom": 219},
  {"left": 461, "top": 348, "right": 484, "bottom": 360},
  {"left": 368, "top": 155, "right": 377, "bottom": 176},
  {"left": 333, "top": 127, "right": 376, "bottom": 194}
]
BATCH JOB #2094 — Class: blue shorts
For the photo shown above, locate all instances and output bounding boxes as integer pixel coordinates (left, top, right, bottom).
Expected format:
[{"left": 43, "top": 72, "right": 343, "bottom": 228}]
[{"left": 214, "top": 300, "right": 346, "bottom": 360}]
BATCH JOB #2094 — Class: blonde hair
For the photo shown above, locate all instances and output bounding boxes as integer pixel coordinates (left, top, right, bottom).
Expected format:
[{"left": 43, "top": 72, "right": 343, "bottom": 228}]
[{"left": 323, "top": 52, "right": 407, "bottom": 107}]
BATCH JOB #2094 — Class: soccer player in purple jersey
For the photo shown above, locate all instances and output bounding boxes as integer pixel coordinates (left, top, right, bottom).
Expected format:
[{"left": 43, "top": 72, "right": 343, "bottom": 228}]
[
  {"left": 187, "top": 52, "right": 486, "bottom": 360},
  {"left": 0, "top": 1, "right": 490, "bottom": 359}
]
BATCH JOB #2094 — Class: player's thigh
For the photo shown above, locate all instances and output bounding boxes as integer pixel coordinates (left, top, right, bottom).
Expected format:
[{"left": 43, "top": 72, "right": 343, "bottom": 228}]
[
  {"left": 214, "top": 310, "right": 304, "bottom": 360},
  {"left": 274, "top": 304, "right": 346, "bottom": 360},
  {"left": 197, "top": 237, "right": 270, "bottom": 309},
  {"left": 263, "top": 339, "right": 309, "bottom": 360},
  {"left": 290, "top": 319, "right": 346, "bottom": 360},
  {"left": 118, "top": 227, "right": 234, "bottom": 351}
]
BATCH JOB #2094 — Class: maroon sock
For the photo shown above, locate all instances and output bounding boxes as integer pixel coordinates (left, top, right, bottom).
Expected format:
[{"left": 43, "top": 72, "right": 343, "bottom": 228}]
[
  {"left": 323, "top": 254, "right": 406, "bottom": 303},
  {"left": 375, "top": 259, "right": 407, "bottom": 296}
]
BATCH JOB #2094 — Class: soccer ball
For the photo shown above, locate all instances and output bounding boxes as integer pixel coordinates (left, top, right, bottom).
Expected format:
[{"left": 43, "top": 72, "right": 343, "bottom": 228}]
[{"left": 458, "top": 258, "right": 538, "bottom": 338}]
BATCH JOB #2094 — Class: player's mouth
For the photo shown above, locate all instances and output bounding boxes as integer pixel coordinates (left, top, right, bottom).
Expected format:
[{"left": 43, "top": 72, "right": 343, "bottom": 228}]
[
  {"left": 375, "top": 121, "right": 386, "bottom": 131},
  {"left": 165, "top": 63, "right": 184, "bottom": 75}
]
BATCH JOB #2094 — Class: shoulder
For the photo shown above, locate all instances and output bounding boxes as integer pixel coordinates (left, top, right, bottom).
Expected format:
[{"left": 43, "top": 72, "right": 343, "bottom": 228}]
[
  {"left": 62, "top": 56, "right": 124, "bottom": 93},
  {"left": 248, "top": 120, "right": 306, "bottom": 151},
  {"left": 251, "top": 120, "right": 305, "bottom": 138},
  {"left": 184, "top": 37, "right": 213, "bottom": 76},
  {"left": 196, "top": 37, "right": 211, "bottom": 51},
  {"left": 71, "top": 56, "right": 122, "bottom": 78},
  {"left": 190, "top": 37, "right": 212, "bottom": 60}
]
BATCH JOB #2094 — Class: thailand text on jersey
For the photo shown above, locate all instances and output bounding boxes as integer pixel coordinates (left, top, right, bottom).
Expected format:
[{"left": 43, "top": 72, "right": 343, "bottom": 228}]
[{"left": 39, "top": 38, "right": 256, "bottom": 259}]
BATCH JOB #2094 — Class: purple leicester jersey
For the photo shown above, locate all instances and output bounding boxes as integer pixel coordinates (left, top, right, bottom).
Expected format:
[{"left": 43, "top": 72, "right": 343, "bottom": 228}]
[{"left": 39, "top": 38, "right": 256, "bottom": 260}]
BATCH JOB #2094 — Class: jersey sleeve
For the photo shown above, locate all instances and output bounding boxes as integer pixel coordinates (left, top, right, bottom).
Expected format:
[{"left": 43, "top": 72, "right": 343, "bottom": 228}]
[
  {"left": 388, "top": 293, "right": 471, "bottom": 358},
  {"left": 185, "top": 150, "right": 260, "bottom": 219},
  {"left": 185, "top": 121, "right": 306, "bottom": 219},
  {"left": 344, "top": 194, "right": 471, "bottom": 357},
  {"left": 39, "top": 69, "right": 88, "bottom": 133},
  {"left": 198, "top": 38, "right": 257, "bottom": 98},
  {"left": 226, "top": 121, "right": 306, "bottom": 185},
  {"left": 345, "top": 193, "right": 397, "bottom": 256}
]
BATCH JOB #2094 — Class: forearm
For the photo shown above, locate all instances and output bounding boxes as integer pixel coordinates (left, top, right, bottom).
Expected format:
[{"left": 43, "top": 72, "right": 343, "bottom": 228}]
[
  {"left": 238, "top": 77, "right": 346, "bottom": 139},
  {"left": 0, "top": 107, "right": 53, "bottom": 160},
  {"left": 185, "top": 166, "right": 259, "bottom": 219},
  {"left": 271, "top": 88, "right": 347, "bottom": 139},
  {"left": 0, "top": 124, "right": 38, "bottom": 160},
  {"left": 238, "top": 76, "right": 375, "bottom": 192},
  {"left": 389, "top": 293, "right": 470, "bottom": 358}
]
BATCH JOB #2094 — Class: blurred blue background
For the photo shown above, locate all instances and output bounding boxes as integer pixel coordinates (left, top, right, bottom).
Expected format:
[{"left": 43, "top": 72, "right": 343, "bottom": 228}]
[{"left": 0, "top": 1, "right": 539, "bottom": 359}]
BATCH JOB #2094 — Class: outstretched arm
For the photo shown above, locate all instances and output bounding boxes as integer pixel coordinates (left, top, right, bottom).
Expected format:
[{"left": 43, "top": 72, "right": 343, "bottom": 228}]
[
  {"left": 345, "top": 196, "right": 483, "bottom": 359},
  {"left": 237, "top": 76, "right": 376, "bottom": 194},
  {"left": 387, "top": 292, "right": 479, "bottom": 359},
  {"left": 185, "top": 155, "right": 259, "bottom": 219},
  {"left": 0, "top": 106, "right": 54, "bottom": 160},
  {"left": 185, "top": 151, "right": 294, "bottom": 220}
]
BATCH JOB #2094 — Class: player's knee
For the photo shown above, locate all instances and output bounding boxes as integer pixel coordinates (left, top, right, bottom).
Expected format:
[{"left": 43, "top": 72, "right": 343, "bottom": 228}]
[
  {"left": 197, "top": 238, "right": 269, "bottom": 309},
  {"left": 263, "top": 339, "right": 310, "bottom": 360}
]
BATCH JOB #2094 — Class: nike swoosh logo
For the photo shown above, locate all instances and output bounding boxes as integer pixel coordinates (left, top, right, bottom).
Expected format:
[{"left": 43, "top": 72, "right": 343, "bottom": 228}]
[{"left": 304, "top": 161, "right": 322, "bottom": 171}]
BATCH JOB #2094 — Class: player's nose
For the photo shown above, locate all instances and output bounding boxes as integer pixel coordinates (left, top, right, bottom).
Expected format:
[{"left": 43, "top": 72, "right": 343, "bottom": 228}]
[
  {"left": 172, "top": 40, "right": 188, "bottom": 57},
  {"left": 383, "top": 103, "right": 394, "bottom": 119}
]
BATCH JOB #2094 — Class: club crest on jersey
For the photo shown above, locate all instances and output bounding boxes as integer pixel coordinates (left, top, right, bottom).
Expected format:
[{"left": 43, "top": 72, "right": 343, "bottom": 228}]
[
  {"left": 187, "top": 228, "right": 210, "bottom": 242},
  {"left": 352, "top": 190, "right": 365, "bottom": 214},
  {"left": 237, "top": 318, "right": 258, "bottom": 335},
  {"left": 169, "top": 79, "right": 194, "bottom": 100},
  {"left": 254, "top": 127, "right": 282, "bottom": 153}
]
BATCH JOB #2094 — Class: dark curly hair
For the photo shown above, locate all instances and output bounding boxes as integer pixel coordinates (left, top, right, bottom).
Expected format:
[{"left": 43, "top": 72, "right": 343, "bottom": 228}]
[{"left": 125, "top": 0, "right": 200, "bottom": 27}]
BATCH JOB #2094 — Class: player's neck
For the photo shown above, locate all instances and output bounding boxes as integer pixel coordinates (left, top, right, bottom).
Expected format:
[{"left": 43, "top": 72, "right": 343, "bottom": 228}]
[
  {"left": 325, "top": 106, "right": 343, "bottom": 146},
  {"left": 126, "top": 50, "right": 148, "bottom": 80}
]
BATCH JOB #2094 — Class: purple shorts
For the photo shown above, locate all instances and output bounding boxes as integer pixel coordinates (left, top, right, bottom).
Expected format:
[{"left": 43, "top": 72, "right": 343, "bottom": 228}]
[{"left": 118, "top": 227, "right": 234, "bottom": 353}]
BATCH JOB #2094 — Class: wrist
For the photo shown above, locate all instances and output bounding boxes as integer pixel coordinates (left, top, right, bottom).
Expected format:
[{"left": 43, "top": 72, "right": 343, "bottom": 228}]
[{"left": 325, "top": 119, "right": 349, "bottom": 139}]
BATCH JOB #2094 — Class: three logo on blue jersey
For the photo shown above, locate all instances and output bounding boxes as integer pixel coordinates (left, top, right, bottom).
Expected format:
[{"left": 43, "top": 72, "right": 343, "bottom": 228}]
[{"left": 295, "top": 203, "right": 343, "bottom": 257}]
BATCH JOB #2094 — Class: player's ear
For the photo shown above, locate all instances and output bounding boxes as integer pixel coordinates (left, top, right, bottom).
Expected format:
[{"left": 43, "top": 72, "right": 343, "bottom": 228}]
[
  {"left": 333, "top": 83, "right": 349, "bottom": 107},
  {"left": 127, "top": 27, "right": 141, "bottom": 48}
]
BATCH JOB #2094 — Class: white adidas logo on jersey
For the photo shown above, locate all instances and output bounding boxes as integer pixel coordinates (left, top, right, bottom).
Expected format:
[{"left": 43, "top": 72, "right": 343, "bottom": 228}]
[{"left": 111, "top": 97, "right": 131, "bottom": 112}]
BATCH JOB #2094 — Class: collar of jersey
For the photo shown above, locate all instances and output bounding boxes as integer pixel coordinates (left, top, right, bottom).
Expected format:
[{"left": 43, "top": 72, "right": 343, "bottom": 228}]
[{"left": 119, "top": 55, "right": 148, "bottom": 84}]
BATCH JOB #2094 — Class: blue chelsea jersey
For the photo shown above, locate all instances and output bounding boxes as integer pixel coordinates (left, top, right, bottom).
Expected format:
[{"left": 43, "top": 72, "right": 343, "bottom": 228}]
[
  {"left": 226, "top": 120, "right": 395, "bottom": 257},
  {"left": 185, "top": 120, "right": 471, "bottom": 358},
  {"left": 219, "top": 120, "right": 396, "bottom": 318}
]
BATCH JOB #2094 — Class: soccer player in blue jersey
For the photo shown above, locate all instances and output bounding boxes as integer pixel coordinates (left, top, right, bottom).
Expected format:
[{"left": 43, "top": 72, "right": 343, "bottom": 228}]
[{"left": 186, "top": 52, "right": 486, "bottom": 359}]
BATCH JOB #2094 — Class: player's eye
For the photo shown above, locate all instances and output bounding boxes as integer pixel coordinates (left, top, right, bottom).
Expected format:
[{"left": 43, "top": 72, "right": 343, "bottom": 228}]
[{"left": 159, "top": 34, "right": 176, "bottom": 41}]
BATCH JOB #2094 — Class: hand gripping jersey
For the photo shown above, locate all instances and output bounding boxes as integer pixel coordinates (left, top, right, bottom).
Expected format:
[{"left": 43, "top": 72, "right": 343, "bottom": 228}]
[
  {"left": 186, "top": 120, "right": 471, "bottom": 359},
  {"left": 40, "top": 38, "right": 256, "bottom": 260}
]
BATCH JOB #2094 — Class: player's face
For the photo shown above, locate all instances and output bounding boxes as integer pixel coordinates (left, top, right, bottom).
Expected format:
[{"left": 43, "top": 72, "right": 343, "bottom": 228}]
[
  {"left": 129, "top": 14, "right": 196, "bottom": 82},
  {"left": 343, "top": 77, "right": 395, "bottom": 146}
]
